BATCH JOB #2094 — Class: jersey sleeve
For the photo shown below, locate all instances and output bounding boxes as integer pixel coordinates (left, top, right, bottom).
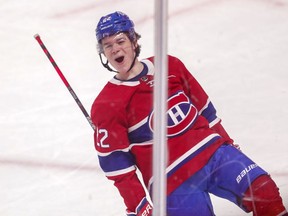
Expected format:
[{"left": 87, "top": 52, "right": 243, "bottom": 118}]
[
  {"left": 170, "top": 56, "right": 234, "bottom": 143},
  {"left": 91, "top": 87, "right": 148, "bottom": 213}
]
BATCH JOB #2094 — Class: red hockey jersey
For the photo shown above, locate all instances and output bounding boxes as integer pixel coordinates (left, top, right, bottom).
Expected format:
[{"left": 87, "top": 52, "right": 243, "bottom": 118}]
[{"left": 91, "top": 55, "right": 233, "bottom": 213}]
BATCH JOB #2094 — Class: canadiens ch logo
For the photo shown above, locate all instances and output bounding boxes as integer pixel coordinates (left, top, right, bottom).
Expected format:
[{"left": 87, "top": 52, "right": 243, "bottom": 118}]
[{"left": 148, "top": 91, "right": 198, "bottom": 137}]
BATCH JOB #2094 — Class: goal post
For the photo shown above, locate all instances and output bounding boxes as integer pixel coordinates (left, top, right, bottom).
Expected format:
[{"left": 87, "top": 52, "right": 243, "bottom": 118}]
[{"left": 153, "top": 0, "right": 168, "bottom": 215}]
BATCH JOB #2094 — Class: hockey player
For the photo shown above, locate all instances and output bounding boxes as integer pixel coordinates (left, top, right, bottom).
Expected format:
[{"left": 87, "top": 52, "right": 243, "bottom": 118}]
[{"left": 91, "top": 11, "right": 287, "bottom": 216}]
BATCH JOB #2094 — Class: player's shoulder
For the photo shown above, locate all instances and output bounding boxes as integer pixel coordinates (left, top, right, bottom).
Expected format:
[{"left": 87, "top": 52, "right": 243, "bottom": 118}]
[
  {"left": 92, "top": 77, "right": 139, "bottom": 110},
  {"left": 91, "top": 82, "right": 127, "bottom": 119},
  {"left": 145, "top": 54, "right": 182, "bottom": 64},
  {"left": 143, "top": 55, "right": 185, "bottom": 74},
  {"left": 98, "top": 76, "right": 139, "bottom": 94}
]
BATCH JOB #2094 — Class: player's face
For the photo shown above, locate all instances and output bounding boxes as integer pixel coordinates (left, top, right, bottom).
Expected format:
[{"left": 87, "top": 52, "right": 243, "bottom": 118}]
[{"left": 102, "top": 33, "right": 137, "bottom": 75}]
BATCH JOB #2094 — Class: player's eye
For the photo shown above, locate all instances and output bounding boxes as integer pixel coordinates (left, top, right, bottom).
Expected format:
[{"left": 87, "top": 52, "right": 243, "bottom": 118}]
[
  {"left": 103, "top": 44, "right": 112, "bottom": 50},
  {"left": 117, "top": 38, "right": 126, "bottom": 45}
]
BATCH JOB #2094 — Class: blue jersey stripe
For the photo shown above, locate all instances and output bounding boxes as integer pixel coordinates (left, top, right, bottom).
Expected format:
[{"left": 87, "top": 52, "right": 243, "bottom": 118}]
[
  {"left": 98, "top": 150, "right": 135, "bottom": 173},
  {"left": 200, "top": 101, "right": 217, "bottom": 124}
]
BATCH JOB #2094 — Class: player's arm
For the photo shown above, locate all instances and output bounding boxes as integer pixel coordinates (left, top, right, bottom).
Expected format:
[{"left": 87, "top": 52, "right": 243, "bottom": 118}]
[
  {"left": 95, "top": 131, "right": 152, "bottom": 215},
  {"left": 91, "top": 103, "right": 151, "bottom": 215}
]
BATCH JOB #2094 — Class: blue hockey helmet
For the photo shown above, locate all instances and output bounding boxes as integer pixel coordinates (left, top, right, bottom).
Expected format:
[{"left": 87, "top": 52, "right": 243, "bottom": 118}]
[{"left": 96, "top": 11, "right": 136, "bottom": 43}]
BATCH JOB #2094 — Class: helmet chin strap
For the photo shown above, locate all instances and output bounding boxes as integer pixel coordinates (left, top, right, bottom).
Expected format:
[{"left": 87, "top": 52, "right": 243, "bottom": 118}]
[
  {"left": 126, "top": 53, "right": 137, "bottom": 73},
  {"left": 99, "top": 51, "right": 137, "bottom": 74},
  {"left": 99, "top": 54, "right": 117, "bottom": 73}
]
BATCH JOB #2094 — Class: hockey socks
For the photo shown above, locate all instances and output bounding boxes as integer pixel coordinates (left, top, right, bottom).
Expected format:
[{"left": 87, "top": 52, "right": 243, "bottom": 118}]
[{"left": 242, "top": 174, "right": 287, "bottom": 216}]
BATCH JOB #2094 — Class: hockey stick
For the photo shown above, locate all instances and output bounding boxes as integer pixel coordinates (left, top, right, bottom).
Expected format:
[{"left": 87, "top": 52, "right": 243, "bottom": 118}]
[{"left": 34, "top": 34, "right": 96, "bottom": 131}]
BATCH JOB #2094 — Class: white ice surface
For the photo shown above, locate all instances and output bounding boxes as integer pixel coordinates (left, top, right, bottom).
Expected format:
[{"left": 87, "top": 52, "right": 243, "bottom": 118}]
[{"left": 0, "top": 0, "right": 287, "bottom": 215}]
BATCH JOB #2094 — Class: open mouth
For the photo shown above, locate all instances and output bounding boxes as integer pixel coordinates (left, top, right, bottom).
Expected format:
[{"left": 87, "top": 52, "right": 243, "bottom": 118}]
[{"left": 115, "top": 56, "right": 124, "bottom": 63}]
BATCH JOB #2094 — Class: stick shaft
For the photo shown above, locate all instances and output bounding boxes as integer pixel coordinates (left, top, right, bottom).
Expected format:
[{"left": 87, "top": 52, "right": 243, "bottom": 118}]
[{"left": 34, "top": 34, "right": 96, "bottom": 131}]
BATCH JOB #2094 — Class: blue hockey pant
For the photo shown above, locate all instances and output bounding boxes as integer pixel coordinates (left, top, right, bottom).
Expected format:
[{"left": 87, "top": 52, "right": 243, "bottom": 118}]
[{"left": 166, "top": 144, "right": 267, "bottom": 216}]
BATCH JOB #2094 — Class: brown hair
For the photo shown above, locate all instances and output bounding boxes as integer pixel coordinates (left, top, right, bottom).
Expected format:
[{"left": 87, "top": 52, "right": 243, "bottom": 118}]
[{"left": 133, "top": 32, "right": 142, "bottom": 57}]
